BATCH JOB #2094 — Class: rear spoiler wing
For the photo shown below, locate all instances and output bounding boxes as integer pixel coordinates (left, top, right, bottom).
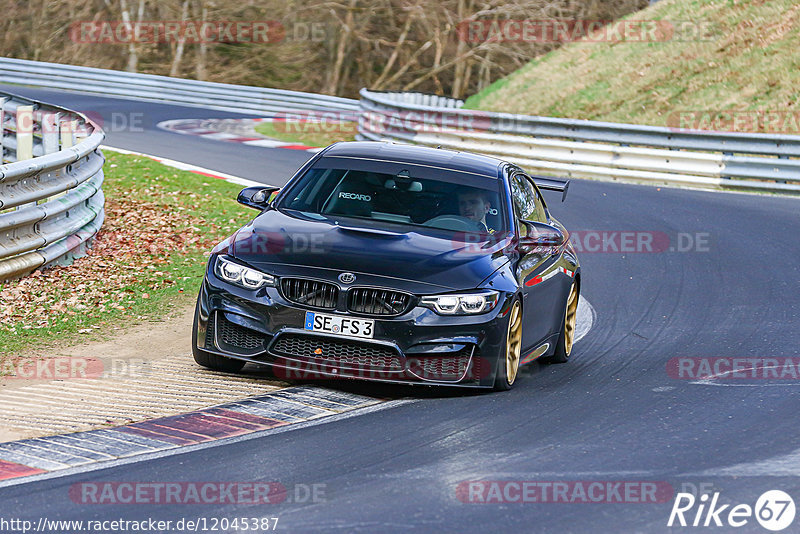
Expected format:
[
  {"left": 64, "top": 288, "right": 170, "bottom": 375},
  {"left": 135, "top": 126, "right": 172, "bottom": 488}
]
[{"left": 531, "top": 175, "right": 570, "bottom": 202}]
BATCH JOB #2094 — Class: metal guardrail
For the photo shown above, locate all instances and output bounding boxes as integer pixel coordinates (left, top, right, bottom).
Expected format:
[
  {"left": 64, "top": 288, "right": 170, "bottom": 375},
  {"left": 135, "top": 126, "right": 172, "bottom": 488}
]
[
  {"left": 0, "top": 57, "right": 359, "bottom": 116},
  {"left": 0, "top": 91, "right": 105, "bottom": 281},
  {"left": 358, "top": 90, "right": 800, "bottom": 194},
  {"left": 4, "top": 58, "right": 797, "bottom": 193}
]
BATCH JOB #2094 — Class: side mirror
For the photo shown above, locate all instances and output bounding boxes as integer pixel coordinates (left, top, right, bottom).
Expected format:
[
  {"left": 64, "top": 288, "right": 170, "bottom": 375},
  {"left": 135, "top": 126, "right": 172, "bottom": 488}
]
[
  {"left": 237, "top": 186, "right": 279, "bottom": 210},
  {"left": 518, "top": 220, "right": 566, "bottom": 255}
]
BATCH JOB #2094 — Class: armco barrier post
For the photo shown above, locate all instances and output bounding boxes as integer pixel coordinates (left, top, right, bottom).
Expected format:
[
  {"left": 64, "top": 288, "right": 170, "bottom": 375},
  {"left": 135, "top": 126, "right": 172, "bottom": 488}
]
[
  {"left": 60, "top": 116, "right": 75, "bottom": 149},
  {"left": 42, "top": 112, "right": 59, "bottom": 155},
  {"left": 15, "top": 105, "right": 34, "bottom": 161}
]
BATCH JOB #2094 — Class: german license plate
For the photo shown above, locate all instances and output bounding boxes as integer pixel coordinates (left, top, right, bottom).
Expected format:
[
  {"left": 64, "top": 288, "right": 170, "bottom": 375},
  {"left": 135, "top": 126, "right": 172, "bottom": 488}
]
[{"left": 304, "top": 312, "right": 374, "bottom": 339}]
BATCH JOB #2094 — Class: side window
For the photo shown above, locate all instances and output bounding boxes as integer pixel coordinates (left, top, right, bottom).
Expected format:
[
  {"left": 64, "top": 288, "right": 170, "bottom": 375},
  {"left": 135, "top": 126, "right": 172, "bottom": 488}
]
[
  {"left": 510, "top": 172, "right": 542, "bottom": 223},
  {"left": 526, "top": 177, "right": 548, "bottom": 223},
  {"left": 286, "top": 168, "right": 342, "bottom": 211}
]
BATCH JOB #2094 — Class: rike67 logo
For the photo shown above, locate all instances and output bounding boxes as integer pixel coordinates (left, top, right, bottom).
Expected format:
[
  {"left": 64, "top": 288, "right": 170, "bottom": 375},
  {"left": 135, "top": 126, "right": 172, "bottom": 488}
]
[{"left": 668, "top": 490, "right": 796, "bottom": 531}]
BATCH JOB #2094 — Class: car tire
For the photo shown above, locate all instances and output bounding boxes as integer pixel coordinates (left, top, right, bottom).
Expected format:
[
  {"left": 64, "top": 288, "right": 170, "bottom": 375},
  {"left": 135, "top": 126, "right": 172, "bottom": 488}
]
[
  {"left": 192, "top": 298, "right": 246, "bottom": 373},
  {"left": 494, "top": 298, "right": 523, "bottom": 391},
  {"left": 546, "top": 280, "right": 579, "bottom": 364}
]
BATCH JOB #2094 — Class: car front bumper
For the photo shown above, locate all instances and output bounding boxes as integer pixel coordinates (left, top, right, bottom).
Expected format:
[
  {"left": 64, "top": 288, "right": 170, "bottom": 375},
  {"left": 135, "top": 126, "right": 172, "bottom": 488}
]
[{"left": 195, "top": 267, "right": 514, "bottom": 389}]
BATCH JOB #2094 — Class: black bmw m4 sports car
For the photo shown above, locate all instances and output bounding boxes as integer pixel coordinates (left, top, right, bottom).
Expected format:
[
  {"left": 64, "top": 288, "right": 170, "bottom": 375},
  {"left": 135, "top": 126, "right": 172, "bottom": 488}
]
[{"left": 193, "top": 142, "right": 580, "bottom": 390}]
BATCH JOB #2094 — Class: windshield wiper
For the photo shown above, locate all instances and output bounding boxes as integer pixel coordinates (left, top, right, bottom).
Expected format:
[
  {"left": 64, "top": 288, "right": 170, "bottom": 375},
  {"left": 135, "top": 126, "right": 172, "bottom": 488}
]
[{"left": 335, "top": 225, "right": 407, "bottom": 238}]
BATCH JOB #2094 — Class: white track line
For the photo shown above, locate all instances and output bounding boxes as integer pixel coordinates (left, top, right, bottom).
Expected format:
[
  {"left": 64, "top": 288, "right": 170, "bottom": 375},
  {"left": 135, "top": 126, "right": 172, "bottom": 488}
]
[{"left": 575, "top": 295, "right": 594, "bottom": 344}]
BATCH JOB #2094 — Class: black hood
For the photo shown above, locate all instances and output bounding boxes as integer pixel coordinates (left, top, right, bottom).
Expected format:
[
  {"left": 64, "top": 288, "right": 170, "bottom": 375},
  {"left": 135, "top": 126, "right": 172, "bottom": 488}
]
[{"left": 219, "top": 209, "right": 511, "bottom": 293}]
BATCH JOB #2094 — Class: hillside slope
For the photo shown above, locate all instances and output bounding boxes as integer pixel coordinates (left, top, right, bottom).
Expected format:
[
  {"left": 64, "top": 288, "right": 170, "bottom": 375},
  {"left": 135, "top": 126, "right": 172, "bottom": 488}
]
[{"left": 465, "top": 0, "right": 800, "bottom": 133}]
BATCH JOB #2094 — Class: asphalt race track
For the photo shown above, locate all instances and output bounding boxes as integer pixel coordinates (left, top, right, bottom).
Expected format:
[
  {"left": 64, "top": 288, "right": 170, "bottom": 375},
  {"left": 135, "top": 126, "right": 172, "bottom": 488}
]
[{"left": 2, "top": 86, "right": 800, "bottom": 532}]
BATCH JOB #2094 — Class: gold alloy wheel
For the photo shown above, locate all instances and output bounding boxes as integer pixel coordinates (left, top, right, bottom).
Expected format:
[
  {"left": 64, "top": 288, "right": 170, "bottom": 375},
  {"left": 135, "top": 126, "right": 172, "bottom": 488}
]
[
  {"left": 563, "top": 283, "right": 579, "bottom": 355},
  {"left": 505, "top": 300, "right": 523, "bottom": 384}
]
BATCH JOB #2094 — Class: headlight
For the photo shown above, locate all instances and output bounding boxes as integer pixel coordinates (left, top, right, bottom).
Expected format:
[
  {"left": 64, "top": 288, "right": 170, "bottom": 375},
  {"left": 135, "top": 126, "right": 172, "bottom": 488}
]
[
  {"left": 215, "top": 257, "right": 275, "bottom": 290},
  {"left": 420, "top": 290, "right": 499, "bottom": 315}
]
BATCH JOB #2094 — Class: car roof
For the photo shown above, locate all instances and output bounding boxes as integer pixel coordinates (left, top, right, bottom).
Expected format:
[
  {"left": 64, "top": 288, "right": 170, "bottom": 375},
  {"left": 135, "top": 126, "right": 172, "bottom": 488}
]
[{"left": 320, "top": 141, "right": 506, "bottom": 178}]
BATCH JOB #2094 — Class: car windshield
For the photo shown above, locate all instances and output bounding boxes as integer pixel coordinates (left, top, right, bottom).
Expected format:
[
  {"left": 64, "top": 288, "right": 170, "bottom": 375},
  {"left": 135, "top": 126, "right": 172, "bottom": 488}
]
[{"left": 278, "top": 166, "right": 507, "bottom": 235}]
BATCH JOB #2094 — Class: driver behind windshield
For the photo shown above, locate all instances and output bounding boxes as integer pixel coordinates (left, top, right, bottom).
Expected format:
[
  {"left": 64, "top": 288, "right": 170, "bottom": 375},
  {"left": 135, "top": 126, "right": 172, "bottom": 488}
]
[
  {"left": 282, "top": 166, "right": 504, "bottom": 234},
  {"left": 458, "top": 191, "right": 495, "bottom": 234}
]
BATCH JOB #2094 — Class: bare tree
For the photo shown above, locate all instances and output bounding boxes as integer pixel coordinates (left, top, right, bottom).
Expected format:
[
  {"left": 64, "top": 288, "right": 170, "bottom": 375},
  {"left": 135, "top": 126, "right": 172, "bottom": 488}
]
[{"left": 169, "top": 0, "right": 190, "bottom": 77}]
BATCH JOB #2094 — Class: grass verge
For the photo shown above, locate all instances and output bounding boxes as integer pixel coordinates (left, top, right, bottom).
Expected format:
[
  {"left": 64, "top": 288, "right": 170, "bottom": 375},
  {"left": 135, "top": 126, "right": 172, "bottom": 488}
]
[
  {"left": 0, "top": 152, "right": 253, "bottom": 357},
  {"left": 465, "top": 0, "right": 800, "bottom": 133},
  {"left": 255, "top": 119, "right": 357, "bottom": 147}
]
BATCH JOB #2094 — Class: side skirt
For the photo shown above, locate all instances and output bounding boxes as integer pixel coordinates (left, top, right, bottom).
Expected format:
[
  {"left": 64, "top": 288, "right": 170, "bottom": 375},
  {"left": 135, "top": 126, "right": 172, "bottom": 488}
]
[{"left": 520, "top": 342, "right": 550, "bottom": 366}]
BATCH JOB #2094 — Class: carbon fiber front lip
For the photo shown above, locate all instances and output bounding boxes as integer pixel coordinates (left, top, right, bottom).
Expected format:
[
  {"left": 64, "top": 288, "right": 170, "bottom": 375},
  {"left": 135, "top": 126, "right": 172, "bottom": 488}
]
[{"left": 196, "top": 344, "right": 489, "bottom": 388}]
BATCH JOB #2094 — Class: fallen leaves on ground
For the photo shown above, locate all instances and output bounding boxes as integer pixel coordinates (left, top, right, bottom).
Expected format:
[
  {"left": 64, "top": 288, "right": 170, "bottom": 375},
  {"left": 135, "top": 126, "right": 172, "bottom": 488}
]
[{"left": 0, "top": 194, "right": 226, "bottom": 332}]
